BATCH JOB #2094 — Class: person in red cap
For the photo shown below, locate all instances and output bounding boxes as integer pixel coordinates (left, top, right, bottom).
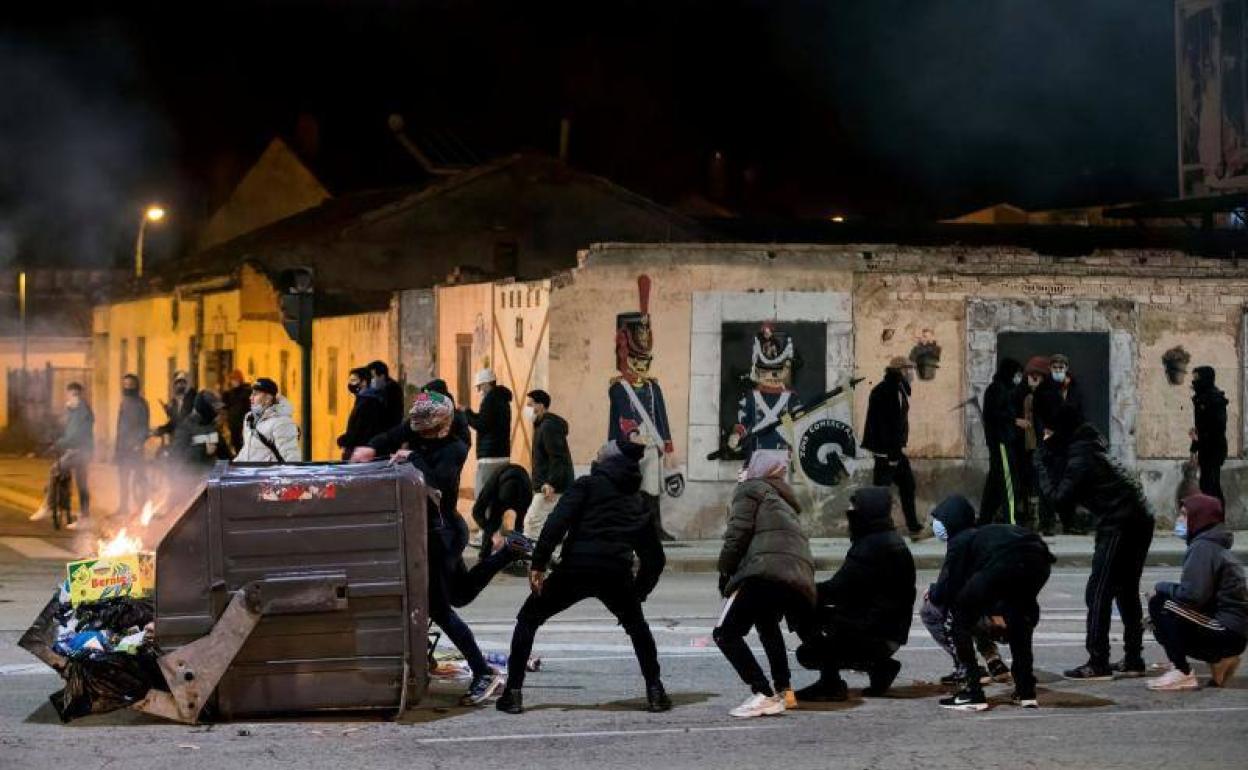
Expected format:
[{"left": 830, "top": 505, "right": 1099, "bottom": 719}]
[{"left": 1147, "top": 494, "right": 1247, "bottom": 690}]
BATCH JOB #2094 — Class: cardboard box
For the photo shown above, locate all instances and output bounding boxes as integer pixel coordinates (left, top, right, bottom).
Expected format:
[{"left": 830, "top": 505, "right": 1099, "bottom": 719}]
[{"left": 66, "top": 552, "right": 155, "bottom": 607}]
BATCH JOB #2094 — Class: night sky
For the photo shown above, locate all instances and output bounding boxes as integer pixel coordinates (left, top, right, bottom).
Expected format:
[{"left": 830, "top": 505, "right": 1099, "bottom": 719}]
[{"left": 1, "top": 0, "right": 1177, "bottom": 268}]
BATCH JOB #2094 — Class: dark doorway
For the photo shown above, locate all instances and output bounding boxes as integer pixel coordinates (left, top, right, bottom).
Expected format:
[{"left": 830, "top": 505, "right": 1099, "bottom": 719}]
[{"left": 996, "top": 332, "right": 1111, "bottom": 441}]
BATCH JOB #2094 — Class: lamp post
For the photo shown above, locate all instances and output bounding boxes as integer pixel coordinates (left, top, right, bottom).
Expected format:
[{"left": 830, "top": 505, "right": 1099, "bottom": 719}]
[{"left": 134, "top": 204, "right": 166, "bottom": 279}]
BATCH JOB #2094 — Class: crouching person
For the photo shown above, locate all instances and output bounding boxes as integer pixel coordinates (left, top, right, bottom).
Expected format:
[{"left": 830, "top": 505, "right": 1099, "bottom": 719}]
[
  {"left": 714, "top": 451, "right": 815, "bottom": 717},
  {"left": 496, "top": 439, "right": 670, "bottom": 714},
  {"left": 1147, "top": 494, "right": 1247, "bottom": 691},
  {"left": 794, "top": 487, "right": 915, "bottom": 702},
  {"left": 931, "top": 496, "right": 1055, "bottom": 711}
]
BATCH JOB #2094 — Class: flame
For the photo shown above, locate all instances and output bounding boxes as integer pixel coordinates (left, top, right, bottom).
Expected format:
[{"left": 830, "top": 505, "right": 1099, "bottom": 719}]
[
  {"left": 138, "top": 500, "right": 157, "bottom": 527},
  {"left": 98, "top": 528, "right": 144, "bottom": 558}
]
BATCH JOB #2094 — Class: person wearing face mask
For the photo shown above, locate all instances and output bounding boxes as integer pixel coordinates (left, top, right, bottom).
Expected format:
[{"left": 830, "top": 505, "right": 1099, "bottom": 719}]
[
  {"left": 31, "top": 383, "right": 95, "bottom": 527},
  {"left": 1147, "top": 494, "right": 1247, "bottom": 690},
  {"left": 155, "top": 371, "right": 197, "bottom": 439},
  {"left": 495, "top": 439, "right": 670, "bottom": 715},
  {"left": 524, "top": 389, "right": 573, "bottom": 540},
  {"left": 336, "top": 368, "right": 386, "bottom": 461},
  {"left": 1012, "top": 356, "right": 1050, "bottom": 532},
  {"left": 352, "top": 392, "right": 509, "bottom": 706},
  {"left": 235, "top": 378, "right": 301, "bottom": 463},
  {"left": 979, "top": 358, "right": 1023, "bottom": 526},
  {"left": 792, "top": 486, "right": 915, "bottom": 704},
  {"left": 1036, "top": 404, "right": 1155, "bottom": 681},
  {"left": 1036, "top": 354, "right": 1085, "bottom": 442},
  {"left": 929, "top": 494, "right": 1055, "bottom": 711},
  {"left": 113, "top": 374, "right": 150, "bottom": 514},
  {"left": 861, "top": 357, "right": 926, "bottom": 539},
  {"left": 1189, "top": 366, "right": 1229, "bottom": 505},
  {"left": 920, "top": 495, "right": 1013, "bottom": 689}
]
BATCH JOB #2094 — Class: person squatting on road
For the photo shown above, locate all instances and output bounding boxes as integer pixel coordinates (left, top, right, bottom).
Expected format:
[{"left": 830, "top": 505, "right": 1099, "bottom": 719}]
[
  {"left": 921, "top": 495, "right": 1012, "bottom": 688},
  {"left": 236, "top": 378, "right": 302, "bottom": 463},
  {"left": 1036, "top": 404, "right": 1155, "bottom": 681},
  {"left": 930, "top": 495, "right": 1055, "bottom": 712},
  {"left": 1146, "top": 493, "right": 1247, "bottom": 691},
  {"left": 470, "top": 462, "right": 534, "bottom": 562},
  {"left": 979, "top": 358, "right": 1022, "bottom": 526},
  {"left": 714, "top": 450, "right": 815, "bottom": 717},
  {"left": 861, "top": 356, "right": 925, "bottom": 538},
  {"left": 1189, "top": 366, "right": 1229, "bottom": 506},
  {"left": 351, "top": 391, "right": 521, "bottom": 706},
  {"left": 794, "top": 486, "right": 915, "bottom": 703},
  {"left": 496, "top": 439, "right": 670, "bottom": 715}
]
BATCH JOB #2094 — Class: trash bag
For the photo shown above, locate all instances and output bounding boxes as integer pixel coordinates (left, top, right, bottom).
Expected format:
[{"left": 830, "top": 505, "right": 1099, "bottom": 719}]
[
  {"left": 18, "top": 592, "right": 69, "bottom": 672},
  {"left": 74, "top": 598, "right": 155, "bottom": 634},
  {"left": 49, "top": 647, "right": 165, "bottom": 722}
]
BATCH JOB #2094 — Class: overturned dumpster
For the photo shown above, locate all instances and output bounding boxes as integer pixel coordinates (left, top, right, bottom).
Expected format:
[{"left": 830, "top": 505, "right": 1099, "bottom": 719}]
[{"left": 20, "top": 461, "right": 429, "bottom": 723}]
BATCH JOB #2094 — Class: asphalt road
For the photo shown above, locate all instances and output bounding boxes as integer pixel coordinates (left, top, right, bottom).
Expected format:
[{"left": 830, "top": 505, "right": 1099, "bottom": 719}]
[{"left": 1, "top": 505, "right": 1246, "bottom": 770}]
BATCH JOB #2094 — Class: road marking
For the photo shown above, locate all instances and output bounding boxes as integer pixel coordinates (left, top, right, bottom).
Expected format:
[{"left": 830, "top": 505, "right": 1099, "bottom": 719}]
[
  {"left": 979, "top": 706, "right": 1248, "bottom": 722},
  {"left": 0, "top": 663, "right": 55, "bottom": 676},
  {"left": 414, "top": 724, "right": 781, "bottom": 744},
  {"left": 0, "top": 536, "right": 77, "bottom": 560},
  {"left": 472, "top": 640, "right": 1090, "bottom": 655}
]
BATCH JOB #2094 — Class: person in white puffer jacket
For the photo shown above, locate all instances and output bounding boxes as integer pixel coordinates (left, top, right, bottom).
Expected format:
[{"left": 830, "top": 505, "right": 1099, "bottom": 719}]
[{"left": 236, "top": 378, "right": 301, "bottom": 463}]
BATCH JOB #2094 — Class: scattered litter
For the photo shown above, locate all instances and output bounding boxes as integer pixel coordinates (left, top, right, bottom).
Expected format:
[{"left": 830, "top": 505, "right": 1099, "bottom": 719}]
[
  {"left": 178, "top": 744, "right": 200, "bottom": 751},
  {"left": 236, "top": 728, "right": 251, "bottom": 737}
]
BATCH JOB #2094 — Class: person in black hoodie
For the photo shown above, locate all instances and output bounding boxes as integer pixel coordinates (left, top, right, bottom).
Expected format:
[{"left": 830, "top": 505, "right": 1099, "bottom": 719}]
[
  {"left": 1036, "top": 404, "right": 1155, "bottom": 681},
  {"left": 367, "top": 360, "right": 406, "bottom": 429},
  {"left": 496, "top": 439, "right": 670, "bottom": 715},
  {"left": 171, "top": 391, "right": 222, "bottom": 472},
  {"left": 1189, "top": 366, "right": 1229, "bottom": 505},
  {"left": 861, "top": 357, "right": 923, "bottom": 537},
  {"left": 979, "top": 358, "right": 1022, "bottom": 526},
  {"left": 336, "top": 368, "right": 387, "bottom": 461},
  {"left": 524, "top": 389, "right": 574, "bottom": 538},
  {"left": 471, "top": 463, "right": 534, "bottom": 561},
  {"left": 794, "top": 486, "right": 916, "bottom": 702},
  {"left": 931, "top": 494, "right": 1055, "bottom": 711},
  {"left": 464, "top": 368, "right": 513, "bottom": 499},
  {"left": 1147, "top": 493, "right": 1247, "bottom": 690},
  {"left": 114, "top": 374, "right": 150, "bottom": 514},
  {"left": 221, "top": 370, "right": 251, "bottom": 454}
]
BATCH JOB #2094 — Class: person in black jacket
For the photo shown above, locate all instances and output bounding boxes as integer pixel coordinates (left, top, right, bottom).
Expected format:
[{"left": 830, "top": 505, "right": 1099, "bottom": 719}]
[
  {"left": 979, "top": 358, "right": 1022, "bottom": 526},
  {"left": 524, "top": 389, "right": 574, "bottom": 538},
  {"left": 1189, "top": 366, "right": 1229, "bottom": 505},
  {"left": 155, "top": 371, "right": 196, "bottom": 439},
  {"left": 496, "top": 439, "right": 670, "bottom": 715},
  {"left": 220, "top": 370, "right": 251, "bottom": 454},
  {"left": 367, "top": 360, "right": 406, "bottom": 429},
  {"left": 170, "top": 390, "right": 222, "bottom": 473},
  {"left": 1036, "top": 405, "right": 1156, "bottom": 680},
  {"left": 794, "top": 486, "right": 916, "bottom": 702},
  {"left": 114, "top": 374, "right": 150, "bottom": 514},
  {"left": 931, "top": 498, "right": 1055, "bottom": 711},
  {"left": 861, "top": 357, "right": 923, "bottom": 537},
  {"left": 471, "top": 463, "right": 534, "bottom": 561},
  {"left": 464, "top": 368, "right": 513, "bottom": 498},
  {"left": 424, "top": 379, "right": 472, "bottom": 450},
  {"left": 337, "top": 368, "right": 387, "bottom": 461}
]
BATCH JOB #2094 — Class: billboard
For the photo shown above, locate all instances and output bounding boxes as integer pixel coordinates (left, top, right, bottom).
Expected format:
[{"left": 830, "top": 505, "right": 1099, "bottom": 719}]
[{"left": 1178, "top": 0, "right": 1248, "bottom": 197}]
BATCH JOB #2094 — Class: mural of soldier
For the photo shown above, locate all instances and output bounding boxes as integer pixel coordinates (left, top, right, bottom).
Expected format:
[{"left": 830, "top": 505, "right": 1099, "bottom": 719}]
[
  {"left": 729, "top": 323, "right": 804, "bottom": 458},
  {"left": 607, "top": 275, "right": 676, "bottom": 540}
]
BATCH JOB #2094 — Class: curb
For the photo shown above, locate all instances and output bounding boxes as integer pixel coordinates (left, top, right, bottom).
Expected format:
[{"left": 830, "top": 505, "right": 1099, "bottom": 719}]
[{"left": 0, "top": 483, "right": 43, "bottom": 514}]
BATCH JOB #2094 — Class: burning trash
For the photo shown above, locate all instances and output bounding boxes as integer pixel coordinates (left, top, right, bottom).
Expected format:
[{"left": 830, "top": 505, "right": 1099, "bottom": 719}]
[{"left": 67, "top": 529, "right": 155, "bottom": 607}]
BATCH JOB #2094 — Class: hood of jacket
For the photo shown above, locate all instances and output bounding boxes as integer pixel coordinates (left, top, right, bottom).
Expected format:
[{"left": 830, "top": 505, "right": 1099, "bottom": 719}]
[
  {"left": 848, "top": 486, "right": 894, "bottom": 540},
  {"left": 1193, "top": 365, "right": 1219, "bottom": 391},
  {"left": 1191, "top": 521, "right": 1234, "bottom": 550},
  {"left": 931, "top": 493, "right": 977, "bottom": 538},
  {"left": 591, "top": 452, "right": 643, "bottom": 494},
  {"left": 1183, "top": 493, "right": 1226, "bottom": 542},
  {"left": 882, "top": 368, "right": 912, "bottom": 396},
  {"left": 994, "top": 358, "right": 1023, "bottom": 384},
  {"left": 738, "top": 477, "right": 803, "bottom": 515}
]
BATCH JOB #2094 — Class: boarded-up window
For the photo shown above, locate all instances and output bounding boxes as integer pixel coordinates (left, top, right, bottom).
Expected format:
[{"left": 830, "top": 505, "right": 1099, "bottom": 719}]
[
  {"left": 328, "top": 347, "right": 339, "bottom": 416},
  {"left": 456, "top": 334, "right": 473, "bottom": 405},
  {"left": 280, "top": 350, "right": 290, "bottom": 396}
]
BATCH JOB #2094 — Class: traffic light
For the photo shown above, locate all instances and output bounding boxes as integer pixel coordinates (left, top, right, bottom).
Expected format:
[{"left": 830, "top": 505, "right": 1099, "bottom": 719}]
[{"left": 278, "top": 267, "right": 314, "bottom": 346}]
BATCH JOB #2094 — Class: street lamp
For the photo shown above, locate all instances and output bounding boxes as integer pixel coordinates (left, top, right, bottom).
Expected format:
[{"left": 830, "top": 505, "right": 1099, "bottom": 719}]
[{"left": 134, "top": 204, "right": 166, "bottom": 278}]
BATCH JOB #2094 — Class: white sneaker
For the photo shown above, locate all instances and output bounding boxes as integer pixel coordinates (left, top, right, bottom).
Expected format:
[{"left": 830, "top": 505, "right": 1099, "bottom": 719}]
[
  {"left": 1147, "top": 669, "right": 1199, "bottom": 691},
  {"left": 28, "top": 505, "right": 50, "bottom": 522},
  {"left": 65, "top": 520, "right": 80, "bottom": 530},
  {"left": 729, "top": 692, "right": 786, "bottom": 718}
]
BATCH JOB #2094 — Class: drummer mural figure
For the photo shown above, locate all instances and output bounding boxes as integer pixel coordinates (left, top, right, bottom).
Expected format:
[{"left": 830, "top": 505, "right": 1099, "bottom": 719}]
[
  {"left": 608, "top": 275, "right": 676, "bottom": 541},
  {"left": 729, "top": 323, "right": 803, "bottom": 459}
]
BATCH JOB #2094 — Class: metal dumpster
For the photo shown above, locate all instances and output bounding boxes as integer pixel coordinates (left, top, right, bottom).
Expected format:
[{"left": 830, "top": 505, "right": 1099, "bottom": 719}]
[{"left": 139, "top": 460, "right": 428, "bottom": 721}]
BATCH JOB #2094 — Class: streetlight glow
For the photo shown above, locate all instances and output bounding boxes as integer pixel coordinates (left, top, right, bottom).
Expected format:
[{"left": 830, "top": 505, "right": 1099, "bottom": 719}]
[{"left": 145, "top": 205, "right": 166, "bottom": 222}]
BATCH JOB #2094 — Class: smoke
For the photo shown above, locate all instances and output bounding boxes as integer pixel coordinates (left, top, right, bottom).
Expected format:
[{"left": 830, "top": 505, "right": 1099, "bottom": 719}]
[
  {"left": 0, "top": 29, "right": 172, "bottom": 269},
  {"left": 67, "top": 459, "right": 211, "bottom": 558}
]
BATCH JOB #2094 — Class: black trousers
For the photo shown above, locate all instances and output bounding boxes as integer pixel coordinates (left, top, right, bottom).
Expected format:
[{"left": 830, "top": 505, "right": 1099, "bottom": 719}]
[
  {"left": 116, "top": 456, "right": 148, "bottom": 514},
  {"left": 1198, "top": 457, "right": 1225, "bottom": 506},
  {"left": 53, "top": 452, "right": 91, "bottom": 516},
  {"left": 872, "top": 455, "right": 919, "bottom": 532},
  {"left": 507, "top": 568, "right": 660, "bottom": 691},
  {"left": 1085, "top": 520, "right": 1154, "bottom": 667},
  {"left": 1149, "top": 594, "right": 1246, "bottom": 674},
  {"left": 979, "top": 442, "right": 1018, "bottom": 526},
  {"left": 428, "top": 537, "right": 492, "bottom": 680},
  {"left": 807, "top": 621, "right": 896, "bottom": 686},
  {"left": 952, "top": 553, "right": 1051, "bottom": 698},
  {"left": 714, "top": 579, "right": 807, "bottom": 695}
]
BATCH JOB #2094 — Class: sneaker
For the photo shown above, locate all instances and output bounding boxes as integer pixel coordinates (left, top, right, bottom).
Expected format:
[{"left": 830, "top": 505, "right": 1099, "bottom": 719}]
[
  {"left": 65, "top": 520, "right": 80, "bottom": 531},
  {"left": 496, "top": 688, "right": 523, "bottom": 714},
  {"left": 939, "top": 670, "right": 966, "bottom": 687},
  {"left": 729, "top": 692, "right": 786, "bottom": 718},
  {"left": 1209, "top": 656, "right": 1241, "bottom": 688},
  {"left": 939, "top": 687, "right": 989, "bottom": 712},
  {"left": 1063, "top": 662, "right": 1113, "bottom": 681},
  {"left": 28, "top": 505, "right": 50, "bottom": 522},
  {"left": 795, "top": 678, "right": 848, "bottom": 702},
  {"left": 461, "top": 671, "right": 504, "bottom": 706},
  {"left": 779, "top": 687, "right": 798, "bottom": 710},
  {"left": 981, "top": 657, "right": 1012, "bottom": 684},
  {"left": 646, "top": 681, "right": 673, "bottom": 712},
  {"left": 864, "top": 658, "right": 902, "bottom": 696},
  {"left": 1010, "top": 690, "right": 1039, "bottom": 709},
  {"left": 1147, "top": 669, "right": 1199, "bottom": 691},
  {"left": 1111, "top": 657, "right": 1147, "bottom": 679}
]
